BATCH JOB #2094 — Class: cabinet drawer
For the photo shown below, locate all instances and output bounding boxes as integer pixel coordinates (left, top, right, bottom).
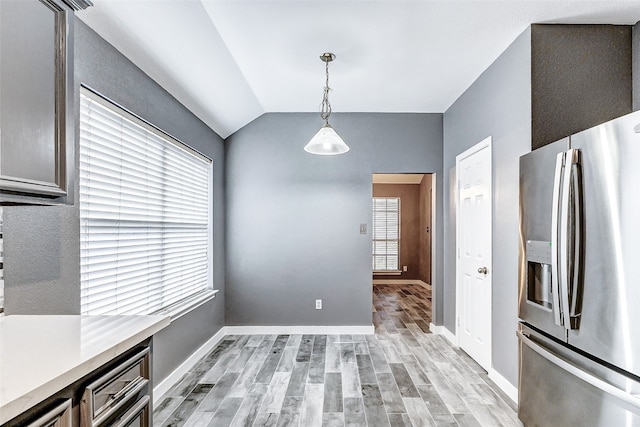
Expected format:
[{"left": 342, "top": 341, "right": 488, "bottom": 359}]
[
  {"left": 81, "top": 348, "right": 149, "bottom": 426},
  {"left": 25, "top": 399, "right": 72, "bottom": 427},
  {"left": 112, "top": 395, "right": 150, "bottom": 427}
]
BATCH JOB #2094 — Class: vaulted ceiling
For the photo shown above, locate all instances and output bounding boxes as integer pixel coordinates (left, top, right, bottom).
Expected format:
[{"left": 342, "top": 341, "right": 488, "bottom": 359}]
[{"left": 77, "top": 1, "right": 640, "bottom": 138}]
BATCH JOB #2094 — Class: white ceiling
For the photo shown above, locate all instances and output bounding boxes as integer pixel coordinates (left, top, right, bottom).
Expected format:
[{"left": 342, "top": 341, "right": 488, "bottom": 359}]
[{"left": 77, "top": 1, "right": 640, "bottom": 138}]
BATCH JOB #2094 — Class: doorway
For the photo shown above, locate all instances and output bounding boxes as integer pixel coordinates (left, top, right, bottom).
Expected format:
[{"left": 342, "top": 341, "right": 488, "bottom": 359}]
[{"left": 371, "top": 173, "right": 434, "bottom": 333}]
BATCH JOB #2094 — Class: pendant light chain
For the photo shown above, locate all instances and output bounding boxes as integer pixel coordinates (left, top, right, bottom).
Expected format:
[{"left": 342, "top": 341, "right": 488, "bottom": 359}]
[
  {"left": 320, "top": 58, "right": 332, "bottom": 125},
  {"left": 304, "top": 52, "right": 349, "bottom": 155}
]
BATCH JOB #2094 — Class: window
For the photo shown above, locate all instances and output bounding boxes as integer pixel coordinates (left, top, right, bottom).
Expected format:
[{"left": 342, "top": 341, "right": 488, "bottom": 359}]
[
  {"left": 79, "top": 88, "right": 214, "bottom": 316},
  {"left": 372, "top": 197, "right": 400, "bottom": 271}
]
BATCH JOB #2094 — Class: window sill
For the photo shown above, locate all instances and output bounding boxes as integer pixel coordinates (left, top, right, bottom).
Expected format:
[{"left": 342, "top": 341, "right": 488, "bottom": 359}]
[
  {"left": 154, "top": 289, "right": 219, "bottom": 322},
  {"left": 373, "top": 271, "right": 402, "bottom": 276}
]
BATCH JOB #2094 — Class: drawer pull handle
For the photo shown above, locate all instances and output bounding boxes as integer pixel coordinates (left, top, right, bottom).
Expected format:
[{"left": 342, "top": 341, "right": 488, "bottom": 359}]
[
  {"left": 109, "top": 377, "right": 146, "bottom": 402},
  {"left": 93, "top": 378, "right": 148, "bottom": 426},
  {"left": 518, "top": 330, "right": 640, "bottom": 409}
]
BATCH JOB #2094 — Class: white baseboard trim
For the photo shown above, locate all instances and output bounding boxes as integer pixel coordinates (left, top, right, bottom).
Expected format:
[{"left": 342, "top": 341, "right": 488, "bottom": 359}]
[
  {"left": 224, "top": 325, "right": 375, "bottom": 335},
  {"left": 488, "top": 368, "right": 519, "bottom": 404},
  {"left": 429, "top": 323, "right": 456, "bottom": 345},
  {"left": 373, "top": 279, "right": 431, "bottom": 290},
  {"left": 153, "top": 326, "right": 227, "bottom": 404}
]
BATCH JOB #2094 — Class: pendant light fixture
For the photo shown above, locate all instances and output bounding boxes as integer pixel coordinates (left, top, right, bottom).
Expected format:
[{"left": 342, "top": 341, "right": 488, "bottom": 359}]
[{"left": 304, "top": 52, "right": 350, "bottom": 155}]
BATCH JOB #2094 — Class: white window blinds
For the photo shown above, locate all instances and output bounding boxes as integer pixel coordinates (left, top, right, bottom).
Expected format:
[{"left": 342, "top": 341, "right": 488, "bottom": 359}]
[
  {"left": 372, "top": 197, "right": 400, "bottom": 271},
  {"left": 79, "top": 89, "right": 213, "bottom": 316}
]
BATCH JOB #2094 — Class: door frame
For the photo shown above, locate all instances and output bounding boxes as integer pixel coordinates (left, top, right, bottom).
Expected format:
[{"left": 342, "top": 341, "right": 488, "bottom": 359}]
[
  {"left": 371, "top": 172, "right": 436, "bottom": 325},
  {"left": 430, "top": 173, "right": 437, "bottom": 327},
  {"left": 455, "top": 136, "right": 493, "bottom": 371}
]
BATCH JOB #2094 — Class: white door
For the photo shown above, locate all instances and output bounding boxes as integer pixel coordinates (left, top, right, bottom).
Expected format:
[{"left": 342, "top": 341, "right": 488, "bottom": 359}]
[{"left": 456, "top": 137, "right": 492, "bottom": 371}]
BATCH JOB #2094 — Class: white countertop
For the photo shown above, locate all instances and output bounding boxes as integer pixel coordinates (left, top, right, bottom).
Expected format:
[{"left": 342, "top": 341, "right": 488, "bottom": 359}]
[{"left": 0, "top": 315, "right": 170, "bottom": 424}]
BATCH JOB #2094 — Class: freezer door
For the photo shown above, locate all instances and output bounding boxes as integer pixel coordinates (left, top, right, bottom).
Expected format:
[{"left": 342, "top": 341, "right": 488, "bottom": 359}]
[
  {"left": 519, "top": 138, "right": 569, "bottom": 341},
  {"left": 568, "top": 110, "right": 640, "bottom": 378},
  {"left": 518, "top": 323, "right": 640, "bottom": 427}
]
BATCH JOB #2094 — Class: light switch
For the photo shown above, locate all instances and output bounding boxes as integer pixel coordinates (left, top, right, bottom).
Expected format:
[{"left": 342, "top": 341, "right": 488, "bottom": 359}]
[{"left": 360, "top": 224, "right": 367, "bottom": 234}]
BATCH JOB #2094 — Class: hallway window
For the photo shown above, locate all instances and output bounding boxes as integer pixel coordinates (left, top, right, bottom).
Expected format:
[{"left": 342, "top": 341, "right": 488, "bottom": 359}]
[
  {"left": 372, "top": 197, "right": 400, "bottom": 271},
  {"left": 79, "top": 88, "right": 214, "bottom": 316}
]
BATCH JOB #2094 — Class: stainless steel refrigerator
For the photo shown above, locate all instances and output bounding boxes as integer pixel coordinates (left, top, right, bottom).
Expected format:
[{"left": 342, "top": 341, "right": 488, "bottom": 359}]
[{"left": 518, "top": 110, "right": 640, "bottom": 426}]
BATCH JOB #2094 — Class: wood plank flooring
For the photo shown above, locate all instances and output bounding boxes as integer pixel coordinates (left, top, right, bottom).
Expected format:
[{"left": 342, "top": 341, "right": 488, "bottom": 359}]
[{"left": 154, "top": 284, "right": 520, "bottom": 426}]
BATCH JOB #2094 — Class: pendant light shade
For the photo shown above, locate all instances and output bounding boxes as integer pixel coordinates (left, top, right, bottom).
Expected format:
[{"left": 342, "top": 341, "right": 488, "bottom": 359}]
[
  {"left": 306, "top": 52, "right": 349, "bottom": 155},
  {"left": 304, "top": 123, "right": 349, "bottom": 155}
]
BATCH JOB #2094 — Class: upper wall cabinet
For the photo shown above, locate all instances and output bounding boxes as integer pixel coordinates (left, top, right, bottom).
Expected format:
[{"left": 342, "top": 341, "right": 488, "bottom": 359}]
[
  {"left": 531, "top": 24, "right": 633, "bottom": 150},
  {"left": 0, "top": 0, "right": 91, "bottom": 205}
]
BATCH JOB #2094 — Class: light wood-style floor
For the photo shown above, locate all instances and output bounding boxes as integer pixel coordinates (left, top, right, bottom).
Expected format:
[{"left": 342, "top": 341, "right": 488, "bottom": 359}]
[{"left": 153, "top": 284, "right": 520, "bottom": 426}]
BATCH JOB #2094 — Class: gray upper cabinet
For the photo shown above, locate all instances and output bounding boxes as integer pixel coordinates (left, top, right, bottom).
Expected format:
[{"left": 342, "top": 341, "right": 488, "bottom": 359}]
[
  {"left": 531, "top": 24, "right": 633, "bottom": 150},
  {"left": 0, "top": 0, "right": 90, "bottom": 205}
]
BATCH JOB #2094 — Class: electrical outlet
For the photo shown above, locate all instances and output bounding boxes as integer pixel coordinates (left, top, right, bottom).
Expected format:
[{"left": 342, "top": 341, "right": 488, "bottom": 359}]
[
  {"left": 403, "top": 266, "right": 408, "bottom": 272},
  {"left": 315, "top": 299, "right": 322, "bottom": 310}
]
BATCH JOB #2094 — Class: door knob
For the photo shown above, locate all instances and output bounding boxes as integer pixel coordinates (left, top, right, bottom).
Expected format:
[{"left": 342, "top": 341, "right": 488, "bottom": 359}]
[{"left": 477, "top": 267, "right": 488, "bottom": 274}]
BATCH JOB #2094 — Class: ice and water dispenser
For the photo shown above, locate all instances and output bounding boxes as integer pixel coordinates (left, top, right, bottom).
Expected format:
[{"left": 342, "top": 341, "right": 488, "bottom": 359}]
[{"left": 526, "top": 240, "right": 553, "bottom": 309}]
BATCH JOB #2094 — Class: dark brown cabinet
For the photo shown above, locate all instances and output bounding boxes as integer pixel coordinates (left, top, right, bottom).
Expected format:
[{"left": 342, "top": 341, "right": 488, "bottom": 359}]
[
  {"left": 80, "top": 348, "right": 150, "bottom": 427},
  {"left": 1, "top": 340, "right": 152, "bottom": 427},
  {"left": 0, "top": 0, "right": 89, "bottom": 205},
  {"left": 24, "top": 399, "right": 72, "bottom": 427}
]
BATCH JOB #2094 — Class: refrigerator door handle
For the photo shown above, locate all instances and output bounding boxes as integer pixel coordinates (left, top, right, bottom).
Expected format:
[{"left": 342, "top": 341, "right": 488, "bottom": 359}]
[
  {"left": 551, "top": 152, "right": 565, "bottom": 326},
  {"left": 567, "top": 149, "right": 583, "bottom": 329},
  {"left": 558, "top": 149, "right": 574, "bottom": 329},
  {"left": 518, "top": 331, "right": 640, "bottom": 409}
]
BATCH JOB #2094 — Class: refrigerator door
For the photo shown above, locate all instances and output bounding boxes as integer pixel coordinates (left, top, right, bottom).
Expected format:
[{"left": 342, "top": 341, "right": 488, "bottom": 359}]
[
  {"left": 519, "top": 137, "right": 569, "bottom": 341},
  {"left": 567, "top": 110, "right": 640, "bottom": 377},
  {"left": 518, "top": 323, "right": 640, "bottom": 427}
]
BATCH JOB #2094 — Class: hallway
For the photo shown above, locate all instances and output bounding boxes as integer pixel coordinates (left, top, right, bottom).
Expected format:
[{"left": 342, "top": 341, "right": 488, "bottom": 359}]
[
  {"left": 373, "top": 284, "right": 432, "bottom": 335},
  {"left": 153, "top": 284, "right": 519, "bottom": 426}
]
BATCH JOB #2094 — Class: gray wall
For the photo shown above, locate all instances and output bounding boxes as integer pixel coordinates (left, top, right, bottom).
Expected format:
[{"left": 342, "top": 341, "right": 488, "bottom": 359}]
[
  {"left": 225, "top": 113, "right": 443, "bottom": 326},
  {"left": 634, "top": 21, "right": 640, "bottom": 111},
  {"left": 3, "top": 19, "right": 226, "bottom": 384},
  {"left": 443, "top": 28, "right": 531, "bottom": 386}
]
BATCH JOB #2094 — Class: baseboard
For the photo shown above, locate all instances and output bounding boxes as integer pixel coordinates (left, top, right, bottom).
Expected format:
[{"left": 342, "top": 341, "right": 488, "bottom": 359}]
[
  {"left": 429, "top": 323, "right": 456, "bottom": 345},
  {"left": 488, "top": 368, "right": 519, "bottom": 404},
  {"left": 373, "top": 279, "right": 431, "bottom": 290},
  {"left": 224, "top": 325, "right": 375, "bottom": 335},
  {"left": 153, "top": 326, "right": 227, "bottom": 404}
]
